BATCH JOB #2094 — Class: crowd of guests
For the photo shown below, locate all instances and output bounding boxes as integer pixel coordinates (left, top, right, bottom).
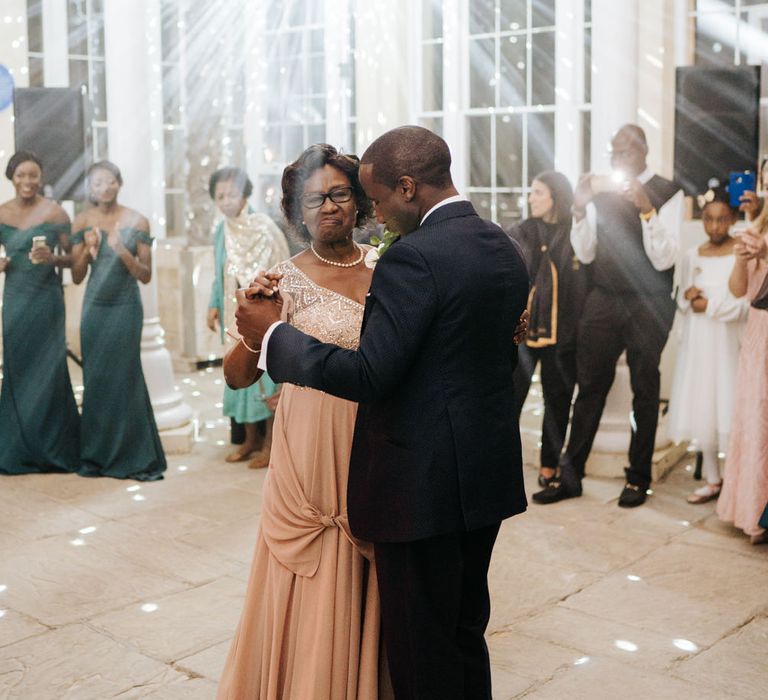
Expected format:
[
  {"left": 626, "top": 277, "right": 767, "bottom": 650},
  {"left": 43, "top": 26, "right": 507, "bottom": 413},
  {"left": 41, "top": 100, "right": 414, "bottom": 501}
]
[
  {"left": 1, "top": 127, "right": 766, "bottom": 546},
  {"left": 509, "top": 124, "right": 768, "bottom": 545},
  {"left": 1, "top": 123, "right": 766, "bottom": 698}
]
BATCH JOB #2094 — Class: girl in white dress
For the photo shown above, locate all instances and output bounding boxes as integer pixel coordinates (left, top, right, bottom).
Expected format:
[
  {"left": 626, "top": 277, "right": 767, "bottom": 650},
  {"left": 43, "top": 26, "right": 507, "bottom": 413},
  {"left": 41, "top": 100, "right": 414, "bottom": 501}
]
[{"left": 668, "top": 192, "right": 749, "bottom": 503}]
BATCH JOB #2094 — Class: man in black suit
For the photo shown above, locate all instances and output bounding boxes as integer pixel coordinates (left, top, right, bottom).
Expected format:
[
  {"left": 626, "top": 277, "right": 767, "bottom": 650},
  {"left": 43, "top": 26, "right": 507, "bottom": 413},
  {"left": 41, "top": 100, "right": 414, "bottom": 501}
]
[
  {"left": 234, "top": 126, "right": 529, "bottom": 699},
  {"left": 533, "top": 124, "right": 683, "bottom": 508}
]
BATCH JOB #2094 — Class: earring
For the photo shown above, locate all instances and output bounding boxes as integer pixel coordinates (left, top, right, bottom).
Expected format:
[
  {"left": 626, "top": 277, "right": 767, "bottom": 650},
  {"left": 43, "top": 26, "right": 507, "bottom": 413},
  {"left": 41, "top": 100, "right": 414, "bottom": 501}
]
[{"left": 301, "top": 221, "right": 305, "bottom": 225}]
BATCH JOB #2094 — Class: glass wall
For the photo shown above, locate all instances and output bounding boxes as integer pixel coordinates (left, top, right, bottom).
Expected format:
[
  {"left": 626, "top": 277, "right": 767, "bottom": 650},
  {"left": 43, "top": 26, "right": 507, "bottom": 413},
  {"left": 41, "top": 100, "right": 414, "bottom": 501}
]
[{"left": 417, "top": 0, "right": 592, "bottom": 228}]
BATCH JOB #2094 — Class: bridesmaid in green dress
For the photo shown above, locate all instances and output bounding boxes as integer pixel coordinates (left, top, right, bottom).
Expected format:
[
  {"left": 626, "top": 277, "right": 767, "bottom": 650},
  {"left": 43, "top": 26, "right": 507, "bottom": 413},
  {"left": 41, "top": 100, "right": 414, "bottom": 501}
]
[
  {"left": 70, "top": 160, "right": 166, "bottom": 481},
  {"left": 0, "top": 151, "right": 80, "bottom": 474}
]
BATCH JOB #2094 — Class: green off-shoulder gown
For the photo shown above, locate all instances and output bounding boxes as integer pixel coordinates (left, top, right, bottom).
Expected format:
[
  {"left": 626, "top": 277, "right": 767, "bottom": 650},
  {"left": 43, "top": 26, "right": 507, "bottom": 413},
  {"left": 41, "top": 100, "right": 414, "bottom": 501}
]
[
  {"left": 72, "top": 228, "right": 166, "bottom": 481},
  {"left": 0, "top": 222, "right": 80, "bottom": 474}
]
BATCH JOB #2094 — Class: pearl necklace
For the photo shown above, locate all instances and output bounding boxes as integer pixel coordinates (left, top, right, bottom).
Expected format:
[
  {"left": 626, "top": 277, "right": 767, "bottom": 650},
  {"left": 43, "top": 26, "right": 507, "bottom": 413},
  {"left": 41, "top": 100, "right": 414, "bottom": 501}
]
[{"left": 310, "top": 242, "right": 364, "bottom": 268}]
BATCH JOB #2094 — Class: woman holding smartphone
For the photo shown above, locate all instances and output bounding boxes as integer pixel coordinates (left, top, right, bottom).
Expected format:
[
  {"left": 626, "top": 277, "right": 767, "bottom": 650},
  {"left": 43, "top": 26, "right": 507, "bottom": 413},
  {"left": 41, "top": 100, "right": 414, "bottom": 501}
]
[
  {"left": 717, "top": 202, "right": 768, "bottom": 544},
  {"left": 0, "top": 151, "right": 80, "bottom": 474},
  {"left": 70, "top": 161, "right": 166, "bottom": 481}
]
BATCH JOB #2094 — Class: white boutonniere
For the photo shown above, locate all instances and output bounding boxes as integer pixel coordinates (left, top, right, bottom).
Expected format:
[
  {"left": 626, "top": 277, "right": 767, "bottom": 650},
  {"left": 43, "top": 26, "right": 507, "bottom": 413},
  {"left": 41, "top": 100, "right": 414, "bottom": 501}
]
[{"left": 364, "top": 229, "right": 400, "bottom": 269}]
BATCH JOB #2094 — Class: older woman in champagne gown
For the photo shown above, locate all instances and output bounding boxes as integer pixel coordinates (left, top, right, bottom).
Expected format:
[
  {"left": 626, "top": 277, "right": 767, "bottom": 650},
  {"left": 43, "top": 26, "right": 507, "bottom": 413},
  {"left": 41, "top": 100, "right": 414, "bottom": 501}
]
[{"left": 216, "top": 144, "right": 392, "bottom": 699}]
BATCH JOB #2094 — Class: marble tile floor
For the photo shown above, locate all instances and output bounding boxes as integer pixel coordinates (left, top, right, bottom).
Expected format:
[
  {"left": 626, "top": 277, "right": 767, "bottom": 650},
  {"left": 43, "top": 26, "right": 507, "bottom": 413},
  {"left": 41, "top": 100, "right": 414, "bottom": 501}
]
[{"left": 0, "top": 365, "right": 766, "bottom": 699}]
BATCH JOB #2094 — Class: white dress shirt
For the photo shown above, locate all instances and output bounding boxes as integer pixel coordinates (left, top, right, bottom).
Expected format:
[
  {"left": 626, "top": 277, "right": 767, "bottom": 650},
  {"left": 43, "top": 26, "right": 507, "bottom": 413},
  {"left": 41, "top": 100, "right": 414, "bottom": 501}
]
[{"left": 570, "top": 168, "right": 683, "bottom": 272}]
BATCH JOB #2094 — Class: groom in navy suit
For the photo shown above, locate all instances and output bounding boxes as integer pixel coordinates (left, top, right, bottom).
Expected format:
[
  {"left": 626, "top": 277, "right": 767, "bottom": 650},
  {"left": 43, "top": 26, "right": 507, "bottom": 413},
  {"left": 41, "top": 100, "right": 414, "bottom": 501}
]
[{"left": 235, "top": 126, "right": 529, "bottom": 699}]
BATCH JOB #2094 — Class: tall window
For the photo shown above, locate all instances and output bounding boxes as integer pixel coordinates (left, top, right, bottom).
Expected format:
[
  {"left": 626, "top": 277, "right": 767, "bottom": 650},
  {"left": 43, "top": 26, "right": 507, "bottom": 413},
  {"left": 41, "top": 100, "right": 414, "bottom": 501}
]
[
  {"left": 26, "top": 0, "right": 44, "bottom": 86},
  {"left": 419, "top": 0, "right": 445, "bottom": 138},
  {"left": 417, "top": 0, "right": 592, "bottom": 228},
  {"left": 690, "top": 0, "right": 768, "bottom": 67},
  {"left": 688, "top": 0, "right": 768, "bottom": 160},
  {"left": 66, "top": 0, "right": 108, "bottom": 160},
  {"left": 464, "top": 0, "right": 556, "bottom": 227},
  {"left": 257, "top": 2, "right": 327, "bottom": 214},
  {"left": 582, "top": 0, "right": 592, "bottom": 173},
  {"left": 160, "top": 0, "right": 188, "bottom": 238}
]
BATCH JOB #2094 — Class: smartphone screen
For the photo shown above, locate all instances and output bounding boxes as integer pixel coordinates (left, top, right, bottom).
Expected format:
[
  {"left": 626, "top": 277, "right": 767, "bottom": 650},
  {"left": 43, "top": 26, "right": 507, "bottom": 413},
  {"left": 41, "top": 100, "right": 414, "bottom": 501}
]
[{"left": 728, "top": 171, "right": 756, "bottom": 208}]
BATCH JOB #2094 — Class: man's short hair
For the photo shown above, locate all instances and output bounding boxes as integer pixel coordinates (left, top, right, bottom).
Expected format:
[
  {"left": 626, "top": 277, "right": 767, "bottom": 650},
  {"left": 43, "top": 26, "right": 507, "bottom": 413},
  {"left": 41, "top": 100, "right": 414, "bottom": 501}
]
[
  {"left": 361, "top": 126, "right": 453, "bottom": 190},
  {"left": 613, "top": 124, "right": 648, "bottom": 153}
]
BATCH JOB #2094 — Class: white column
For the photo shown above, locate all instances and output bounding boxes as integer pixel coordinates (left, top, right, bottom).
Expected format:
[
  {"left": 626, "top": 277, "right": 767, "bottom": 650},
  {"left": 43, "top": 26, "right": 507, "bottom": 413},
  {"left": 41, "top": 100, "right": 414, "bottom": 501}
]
[
  {"left": 0, "top": 3, "right": 28, "bottom": 203},
  {"left": 41, "top": 0, "right": 68, "bottom": 87},
  {"left": 324, "top": 0, "right": 352, "bottom": 150},
  {"left": 443, "top": 0, "right": 466, "bottom": 192},
  {"left": 554, "top": 0, "right": 584, "bottom": 183},
  {"left": 637, "top": 0, "right": 677, "bottom": 178},
  {"left": 104, "top": 0, "right": 192, "bottom": 432},
  {"left": 590, "top": 0, "right": 639, "bottom": 171},
  {"left": 587, "top": 0, "right": 672, "bottom": 463}
]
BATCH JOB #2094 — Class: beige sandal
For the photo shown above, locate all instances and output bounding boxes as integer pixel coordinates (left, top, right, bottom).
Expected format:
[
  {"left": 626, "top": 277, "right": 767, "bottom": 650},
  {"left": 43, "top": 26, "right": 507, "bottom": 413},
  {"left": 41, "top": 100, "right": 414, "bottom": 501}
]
[
  {"left": 248, "top": 449, "right": 271, "bottom": 469},
  {"left": 686, "top": 482, "right": 721, "bottom": 504},
  {"left": 225, "top": 447, "right": 257, "bottom": 463}
]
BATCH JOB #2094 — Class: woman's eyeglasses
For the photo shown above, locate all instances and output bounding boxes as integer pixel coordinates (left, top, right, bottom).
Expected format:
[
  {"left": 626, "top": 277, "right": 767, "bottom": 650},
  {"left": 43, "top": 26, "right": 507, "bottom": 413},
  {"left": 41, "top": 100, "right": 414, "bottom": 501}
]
[{"left": 301, "top": 186, "right": 354, "bottom": 209}]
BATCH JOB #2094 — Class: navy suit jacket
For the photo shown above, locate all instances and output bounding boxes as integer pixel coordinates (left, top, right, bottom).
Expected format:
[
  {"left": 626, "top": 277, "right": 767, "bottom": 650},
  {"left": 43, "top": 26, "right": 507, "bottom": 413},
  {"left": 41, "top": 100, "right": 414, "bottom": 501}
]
[{"left": 267, "top": 201, "right": 530, "bottom": 542}]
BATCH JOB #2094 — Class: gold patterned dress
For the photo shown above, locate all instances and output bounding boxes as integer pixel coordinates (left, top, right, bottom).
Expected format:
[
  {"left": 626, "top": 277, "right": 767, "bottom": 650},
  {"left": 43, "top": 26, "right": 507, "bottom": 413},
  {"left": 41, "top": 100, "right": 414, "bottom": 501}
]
[{"left": 217, "top": 260, "right": 388, "bottom": 700}]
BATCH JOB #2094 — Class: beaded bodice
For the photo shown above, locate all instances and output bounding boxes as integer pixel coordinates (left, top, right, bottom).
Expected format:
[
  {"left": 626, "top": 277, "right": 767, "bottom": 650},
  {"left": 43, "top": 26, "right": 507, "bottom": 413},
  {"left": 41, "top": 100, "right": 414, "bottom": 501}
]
[{"left": 272, "top": 260, "right": 364, "bottom": 350}]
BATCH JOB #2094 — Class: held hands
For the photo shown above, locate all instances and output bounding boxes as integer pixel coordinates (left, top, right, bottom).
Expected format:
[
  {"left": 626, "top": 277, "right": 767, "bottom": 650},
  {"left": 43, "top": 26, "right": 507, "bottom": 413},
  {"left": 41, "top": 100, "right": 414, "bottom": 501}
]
[
  {"left": 234, "top": 274, "right": 285, "bottom": 350},
  {"left": 513, "top": 309, "right": 529, "bottom": 345},
  {"left": 683, "top": 286, "right": 703, "bottom": 301},
  {"left": 684, "top": 286, "right": 708, "bottom": 313},
  {"left": 691, "top": 296, "right": 708, "bottom": 313}
]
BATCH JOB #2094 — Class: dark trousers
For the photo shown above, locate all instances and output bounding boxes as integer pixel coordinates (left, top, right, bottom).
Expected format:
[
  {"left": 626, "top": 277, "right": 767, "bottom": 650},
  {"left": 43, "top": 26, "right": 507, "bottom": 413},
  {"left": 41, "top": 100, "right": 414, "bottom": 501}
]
[
  {"left": 562, "top": 288, "right": 674, "bottom": 488},
  {"left": 513, "top": 344, "right": 577, "bottom": 467},
  {"left": 374, "top": 522, "right": 501, "bottom": 700}
]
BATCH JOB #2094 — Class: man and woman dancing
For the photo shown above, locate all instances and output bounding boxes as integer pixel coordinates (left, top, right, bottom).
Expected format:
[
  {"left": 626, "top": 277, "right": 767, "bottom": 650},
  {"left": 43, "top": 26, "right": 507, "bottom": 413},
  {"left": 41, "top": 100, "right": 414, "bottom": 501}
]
[{"left": 216, "top": 127, "right": 530, "bottom": 699}]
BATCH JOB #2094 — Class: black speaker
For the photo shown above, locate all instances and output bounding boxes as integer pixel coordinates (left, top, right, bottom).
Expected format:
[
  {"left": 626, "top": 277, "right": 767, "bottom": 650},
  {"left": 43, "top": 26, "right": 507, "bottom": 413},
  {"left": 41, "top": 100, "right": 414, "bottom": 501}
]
[
  {"left": 674, "top": 66, "right": 761, "bottom": 197},
  {"left": 13, "top": 87, "right": 89, "bottom": 201}
]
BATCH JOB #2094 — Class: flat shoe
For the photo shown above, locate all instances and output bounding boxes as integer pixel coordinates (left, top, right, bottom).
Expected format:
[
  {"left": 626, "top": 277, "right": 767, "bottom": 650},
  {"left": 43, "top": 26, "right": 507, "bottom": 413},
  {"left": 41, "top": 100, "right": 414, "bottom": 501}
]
[
  {"left": 750, "top": 531, "right": 768, "bottom": 546},
  {"left": 532, "top": 480, "right": 582, "bottom": 504},
  {"left": 248, "top": 449, "right": 271, "bottom": 469},
  {"left": 686, "top": 482, "right": 721, "bottom": 504},
  {"left": 225, "top": 447, "right": 256, "bottom": 463},
  {"left": 537, "top": 470, "right": 557, "bottom": 488},
  {"left": 618, "top": 483, "right": 647, "bottom": 508}
]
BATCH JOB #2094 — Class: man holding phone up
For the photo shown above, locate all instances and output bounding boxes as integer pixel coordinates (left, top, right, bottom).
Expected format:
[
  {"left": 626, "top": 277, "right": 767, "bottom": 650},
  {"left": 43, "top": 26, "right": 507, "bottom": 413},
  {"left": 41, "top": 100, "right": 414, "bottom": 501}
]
[{"left": 534, "top": 123, "right": 684, "bottom": 508}]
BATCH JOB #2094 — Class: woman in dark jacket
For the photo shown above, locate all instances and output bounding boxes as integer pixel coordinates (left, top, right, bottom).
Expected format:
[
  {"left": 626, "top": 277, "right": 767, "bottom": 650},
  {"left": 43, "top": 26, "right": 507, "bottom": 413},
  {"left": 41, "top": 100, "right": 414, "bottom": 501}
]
[{"left": 511, "top": 171, "right": 589, "bottom": 487}]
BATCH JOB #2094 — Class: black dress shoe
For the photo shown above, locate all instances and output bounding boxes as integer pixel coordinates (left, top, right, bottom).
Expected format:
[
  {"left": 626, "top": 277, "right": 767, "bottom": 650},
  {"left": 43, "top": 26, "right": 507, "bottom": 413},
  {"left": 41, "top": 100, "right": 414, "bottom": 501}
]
[
  {"left": 532, "top": 479, "right": 582, "bottom": 504},
  {"left": 618, "top": 483, "right": 647, "bottom": 508},
  {"left": 537, "top": 471, "right": 557, "bottom": 488}
]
